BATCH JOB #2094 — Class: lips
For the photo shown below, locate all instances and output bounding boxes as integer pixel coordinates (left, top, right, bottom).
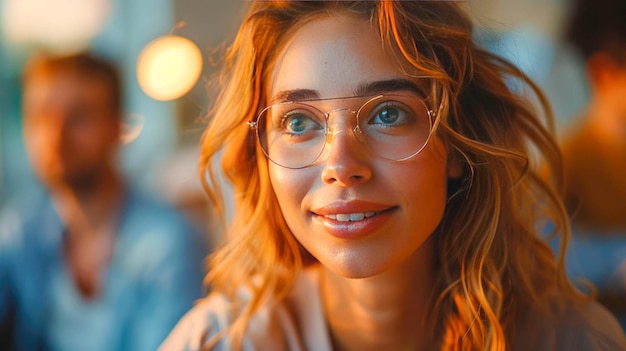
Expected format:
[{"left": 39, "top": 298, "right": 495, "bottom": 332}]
[
  {"left": 312, "top": 199, "right": 393, "bottom": 216},
  {"left": 311, "top": 200, "right": 396, "bottom": 239}
]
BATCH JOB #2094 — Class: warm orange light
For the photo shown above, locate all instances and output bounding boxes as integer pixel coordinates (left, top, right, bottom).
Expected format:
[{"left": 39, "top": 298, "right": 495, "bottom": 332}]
[
  {"left": 136, "top": 35, "right": 203, "bottom": 101},
  {"left": 1, "top": 0, "right": 110, "bottom": 53}
]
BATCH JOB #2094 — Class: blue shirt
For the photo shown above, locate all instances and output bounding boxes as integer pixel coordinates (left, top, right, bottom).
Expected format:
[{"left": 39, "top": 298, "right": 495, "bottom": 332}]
[{"left": 0, "top": 188, "right": 209, "bottom": 351}]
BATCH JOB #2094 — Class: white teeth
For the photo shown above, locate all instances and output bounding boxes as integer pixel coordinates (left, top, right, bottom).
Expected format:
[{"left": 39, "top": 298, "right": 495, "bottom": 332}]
[
  {"left": 336, "top": 214, "right": 351, "bottom": 221},
  {"left": 349, "top": 213, "right": 365, "bottom": 221},
  {"left": 324, "top": 212, "right": 379, "bottom": 222}
]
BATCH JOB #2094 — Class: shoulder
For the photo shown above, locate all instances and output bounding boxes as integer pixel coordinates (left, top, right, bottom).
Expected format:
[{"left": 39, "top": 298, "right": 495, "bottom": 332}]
[
  {"left": 124, "top": 189, "right": 189, "bottom": 226},
  {"left": 159, "top": 268, "right": 328, "bottom": 351},
  {"left": 0, "top": 191, "right": 55, "bottom": 254},
  {"left": 513, "top": 295, "right": 626, "bottom": 351},
  {"left": 120, "top": 188, "right": 202, "bottom": 247},
  {"left": 111, "top": 189, "right": 209, "bottom": 283},
  {"left": 0, "top": 204, "right": 25, "bottom": 251},
  {"left": 159, "top": 292, "right": 300, "bottom": 351},
  {"left": 554, "top": 300, "right": 626, "bottom": 351},
  {"left": 158, "top": 294, "right": 234, "bottom": 351}
]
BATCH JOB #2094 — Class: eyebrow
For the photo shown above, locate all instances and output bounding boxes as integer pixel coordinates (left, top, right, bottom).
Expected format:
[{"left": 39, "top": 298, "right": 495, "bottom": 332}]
[
  {"left": 271, "top": 89, "right": 319, "bottom": 103},
  {"left": 270, "top": 78, "right": 426, "bottom": 103},
  {"left": 354, "top": 78, "right": 425, "bottom": 97}
]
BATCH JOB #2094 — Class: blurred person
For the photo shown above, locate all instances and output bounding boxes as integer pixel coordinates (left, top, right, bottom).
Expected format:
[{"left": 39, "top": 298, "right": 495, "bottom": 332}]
[
  {"left": 558, "top": 0, "right": 626, "bottom": 328},
  {"left": 562, "top": 0, "right": 626, "bottom": 230},
  {"left": 0, "top": 52, "right": 208, "bottom": 351},
  {"left": 161, "top": 1, "right": 625, "bottom": 350}
]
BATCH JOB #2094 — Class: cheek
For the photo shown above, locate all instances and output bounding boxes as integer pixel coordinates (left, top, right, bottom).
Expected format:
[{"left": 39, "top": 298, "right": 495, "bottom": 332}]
[
  {"left": 268, "top": 164, "right": 314, "bottom": 219},
  {"left": 24, "top": 125, "right": 56, "bottom": 164},
  {"left": 68, "top": 123, "right": 117, "bottom": 158},
  {"left": 399, "top": 143, "right": 451, "bottom": 224},
  {"left": 402, "top": 169, "right": 448, "bottom": 226}
]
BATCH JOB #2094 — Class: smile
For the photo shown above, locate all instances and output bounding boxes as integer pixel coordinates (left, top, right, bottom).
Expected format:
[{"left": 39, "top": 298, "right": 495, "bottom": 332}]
[
  {"left": 312, "top": 206, "right": 396, "bottom": 239},
  {"left": 322, "top": 212, "right": 379, "bottom": 222}
]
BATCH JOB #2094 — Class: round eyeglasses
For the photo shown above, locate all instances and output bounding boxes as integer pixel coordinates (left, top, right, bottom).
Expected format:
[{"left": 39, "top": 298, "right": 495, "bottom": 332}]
[{"left": 247, "top": 93, "right": 435, "bottom": 169}]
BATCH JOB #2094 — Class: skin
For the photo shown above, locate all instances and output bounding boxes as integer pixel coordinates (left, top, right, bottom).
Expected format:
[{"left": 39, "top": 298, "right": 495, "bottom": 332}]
[
  {"left": 578, "top": 52, "right": 626, "bottom": 304},
  {"left": 586, "top": 52, "right": 626, "bottom": 144},
  {"left": 267, "top": 14, "right": 460, "bottom": 351},
  {"left": 22, "top": 72, "right": 124, "bottom": 298},
  {"left": 23, "top": 73, "right": 119, "bottom": 191}
]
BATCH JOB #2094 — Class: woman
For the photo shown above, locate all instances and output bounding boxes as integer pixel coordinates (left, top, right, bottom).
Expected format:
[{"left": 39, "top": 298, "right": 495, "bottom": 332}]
[{"left": 161, "top": 1, "right": 626, "bottom": 350}]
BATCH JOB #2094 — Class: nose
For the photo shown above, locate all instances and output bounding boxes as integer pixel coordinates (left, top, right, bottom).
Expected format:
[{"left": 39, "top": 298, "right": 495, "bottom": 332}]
[
  {"left": 47, "top": 111, "right": 70, "bottom": 149},
  {"left": 320, "top": 113, "right": 372, "bottom": 186}
]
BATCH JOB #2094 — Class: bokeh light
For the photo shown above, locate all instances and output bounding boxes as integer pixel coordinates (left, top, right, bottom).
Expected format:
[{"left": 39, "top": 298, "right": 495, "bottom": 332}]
[
  {"left": 0, "top": 0, "right": 110, "bottom": 53},
  {"left": 136, "top": 35, "right": 203, "bottom": 101}
]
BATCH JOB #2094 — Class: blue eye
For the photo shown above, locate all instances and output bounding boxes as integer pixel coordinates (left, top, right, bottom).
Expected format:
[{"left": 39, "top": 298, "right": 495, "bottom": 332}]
[
  {"left": 281, "top": 110, "right": 324, "bottom": 136},
  {"left": 373, "top": 107, "right": 401, "bottom": 125},
  {"left": 286, "top": 115, "right": 310, "bottom": 134},
  {"left": 370, "top": 102, "right": 411, "bottom": 127}
]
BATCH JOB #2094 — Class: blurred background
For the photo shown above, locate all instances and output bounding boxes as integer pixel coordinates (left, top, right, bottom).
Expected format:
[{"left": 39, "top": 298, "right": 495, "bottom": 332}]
[
  {"left": 0, "top": 0, "right": 588, "bottom": 209},
  {"left": 0, "top": 0, "right": 246, "bottom": 214},
  {"left": 3, "top": 0, "right": 626, "bottom": 336}
]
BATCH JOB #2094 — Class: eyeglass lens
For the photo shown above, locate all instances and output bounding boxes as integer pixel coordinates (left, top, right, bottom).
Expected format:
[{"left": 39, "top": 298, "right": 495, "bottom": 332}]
[{"left": 256, "top": 93, "right": 432, "bottom": 169}]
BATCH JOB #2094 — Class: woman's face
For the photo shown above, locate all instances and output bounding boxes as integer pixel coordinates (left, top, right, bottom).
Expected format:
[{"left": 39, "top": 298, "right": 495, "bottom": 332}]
[{"left": 267, "top": 14, "right": 457, "bottom": 278}]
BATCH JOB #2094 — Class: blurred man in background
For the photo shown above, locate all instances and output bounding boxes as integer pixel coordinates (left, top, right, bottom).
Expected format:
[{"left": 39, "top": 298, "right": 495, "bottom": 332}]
[
  {"left": 0, "top": 52, "right": 208, "bottom": 351},
  {"left": 559, "top": 0, "right": 626, "bottom": 329}
]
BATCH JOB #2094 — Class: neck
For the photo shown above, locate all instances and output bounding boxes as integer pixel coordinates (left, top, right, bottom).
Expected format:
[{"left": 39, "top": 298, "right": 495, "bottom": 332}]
[{"left": 321, "top": 236, "right": 436, "bottom": 351}]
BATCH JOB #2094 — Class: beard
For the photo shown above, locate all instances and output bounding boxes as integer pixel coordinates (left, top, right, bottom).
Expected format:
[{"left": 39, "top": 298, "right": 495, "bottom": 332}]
[
  {"left": 39, "top": 162, "right": 108, "bottom": 197},
  {"left": 63, "top": 168, "right": 105, "bottom": 195}
]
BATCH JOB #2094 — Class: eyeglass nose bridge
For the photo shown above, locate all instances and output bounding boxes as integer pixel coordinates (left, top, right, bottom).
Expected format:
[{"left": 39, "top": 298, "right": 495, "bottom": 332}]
[{"left": 324, "top": 108, "right": 365, "bottom": 142}]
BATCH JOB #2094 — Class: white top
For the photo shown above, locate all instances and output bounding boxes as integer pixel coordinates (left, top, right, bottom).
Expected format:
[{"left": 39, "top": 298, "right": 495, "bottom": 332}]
[{"left": 160, "top": 267, "right": 626, "bottom": 351}]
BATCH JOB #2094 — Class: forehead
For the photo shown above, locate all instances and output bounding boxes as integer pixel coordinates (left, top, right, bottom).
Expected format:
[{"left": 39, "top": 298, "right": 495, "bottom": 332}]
[
  {"left": 269, "top": 13, "right": 407, "bottom": 101},
  {"left": 24, "top": 73, "right": 112, "bottom": 107}
]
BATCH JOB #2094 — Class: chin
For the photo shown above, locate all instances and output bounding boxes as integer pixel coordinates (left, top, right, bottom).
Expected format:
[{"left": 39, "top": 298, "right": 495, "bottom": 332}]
[
  {"left": 334, "top": 266, "right": 391, "bottom": 280},
  {"left": 318, "top": 252, "right": 392, "bottom": 279}
]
